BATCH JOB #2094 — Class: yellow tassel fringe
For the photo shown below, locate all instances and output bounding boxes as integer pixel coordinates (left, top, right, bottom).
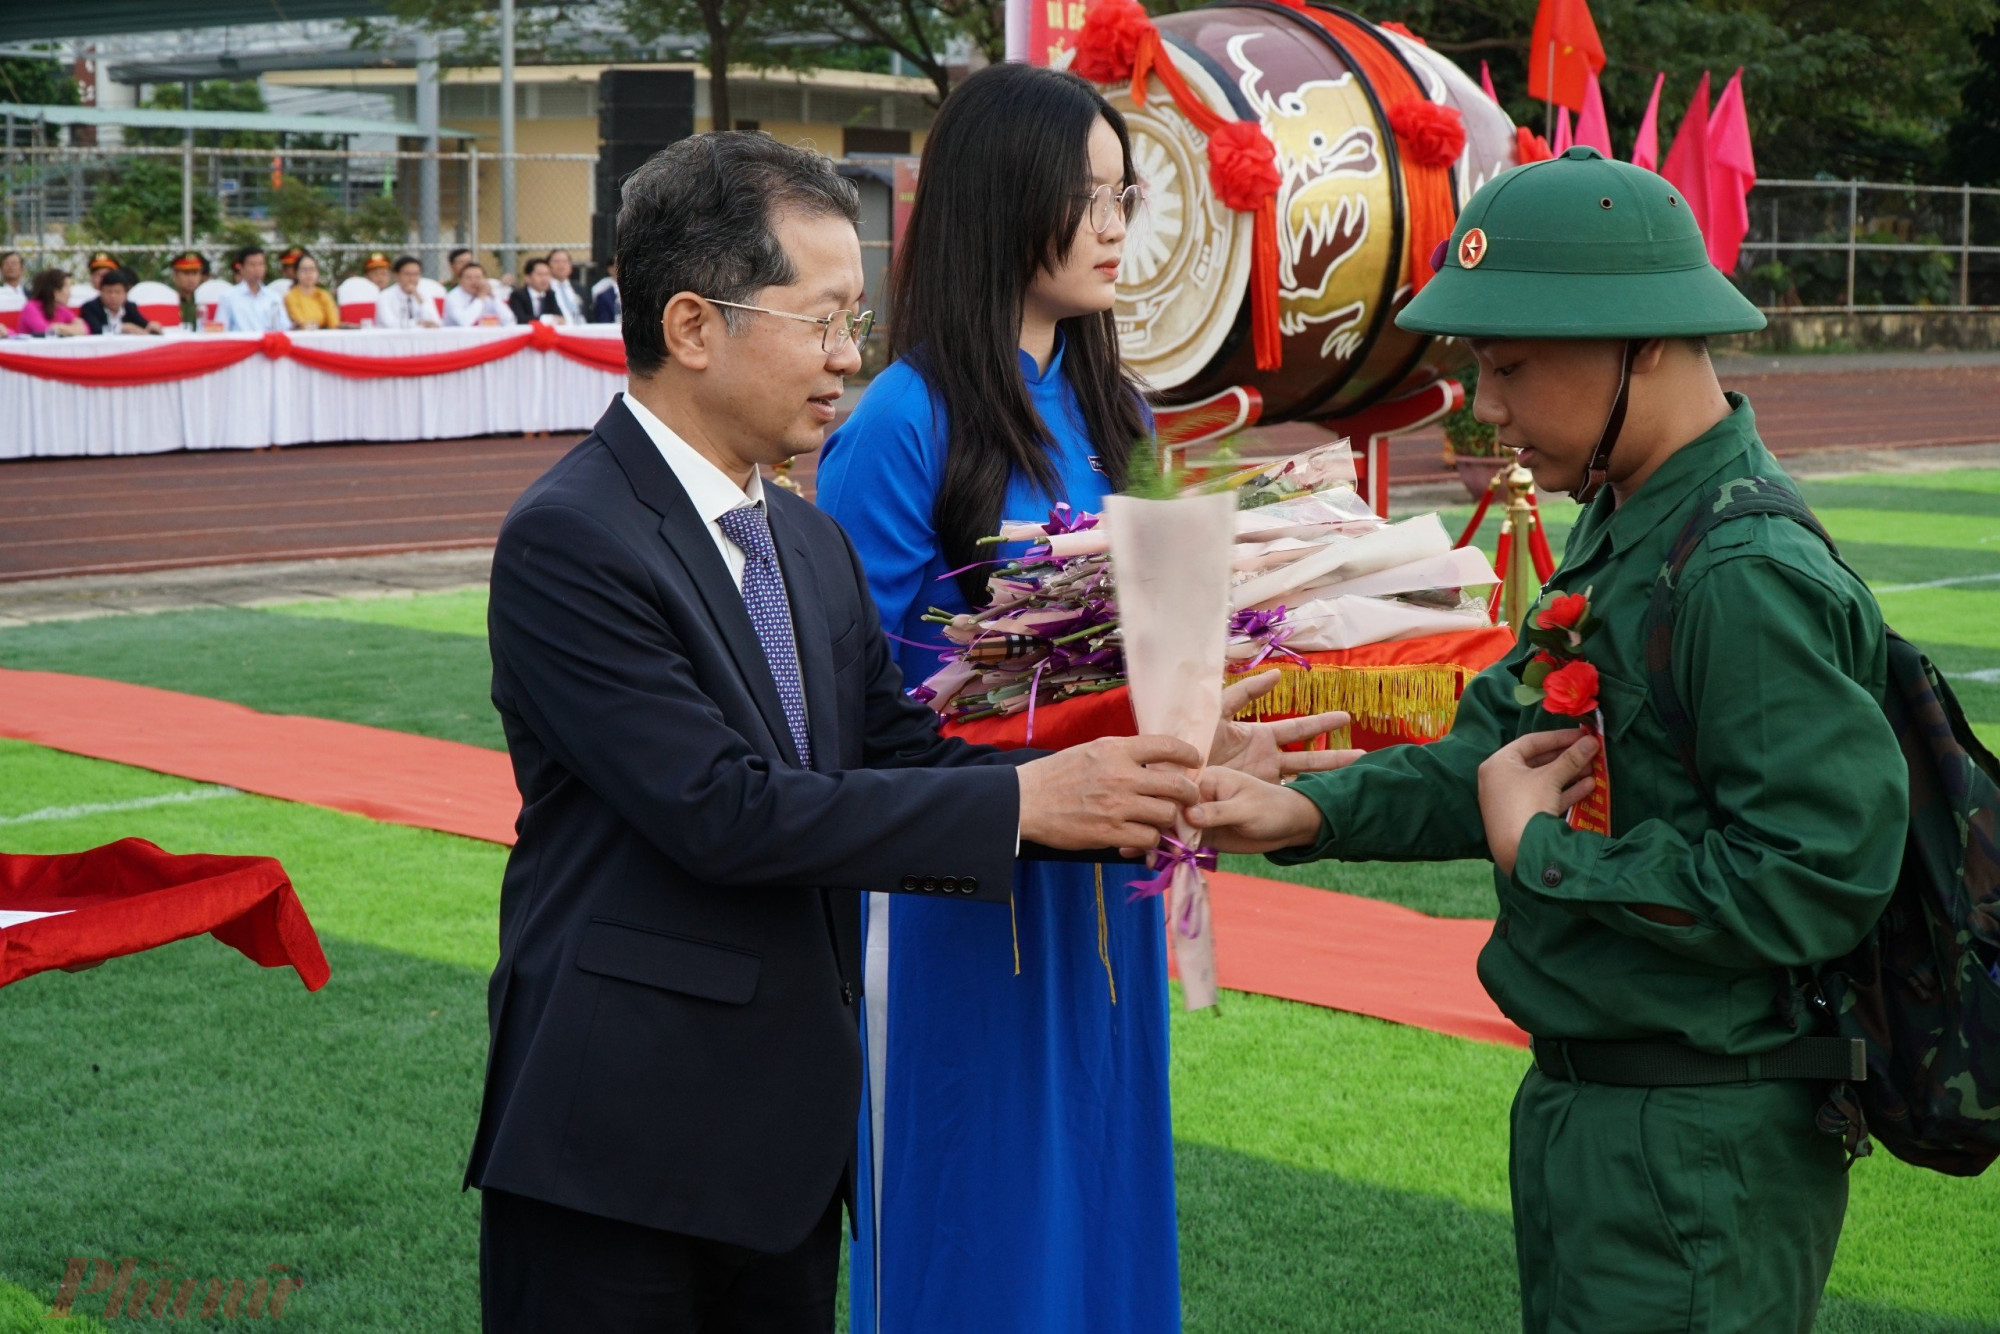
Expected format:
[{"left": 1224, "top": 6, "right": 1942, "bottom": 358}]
[{"left": 1226, "top": 662, "right": 1476, "bottom": 740}]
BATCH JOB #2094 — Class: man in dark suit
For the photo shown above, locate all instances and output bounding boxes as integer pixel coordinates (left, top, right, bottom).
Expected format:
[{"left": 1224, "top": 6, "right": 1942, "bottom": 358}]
[
  {"left": 79, "top": 268, "right": 161, "bottom": 335},
  {"left": 466, "top": 132, "right": 1208, "bottom": 1333},
  {"left": 506, "top": 256, "right": 565, "bottom": 324}
]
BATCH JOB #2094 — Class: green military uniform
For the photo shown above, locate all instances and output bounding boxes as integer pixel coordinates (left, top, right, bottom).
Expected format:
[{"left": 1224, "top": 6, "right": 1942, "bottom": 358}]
[{"left": 1278, "top": 148, "right": 1908, "bottom": 1332}]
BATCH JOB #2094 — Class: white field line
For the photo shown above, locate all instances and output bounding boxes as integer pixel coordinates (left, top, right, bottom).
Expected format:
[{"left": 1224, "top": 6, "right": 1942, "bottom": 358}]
[
  {"left": 1873, "top": 571, "right": 2000, "bottom": 593},
  {"left": 0, "top": 786, "right": 242, "bottom": 826}
]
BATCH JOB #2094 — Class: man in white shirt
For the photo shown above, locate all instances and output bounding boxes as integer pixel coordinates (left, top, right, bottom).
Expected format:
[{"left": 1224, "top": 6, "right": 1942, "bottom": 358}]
[
  {"left": 217, "top": 246, "right": 293, "bottom": 333},
  {"left": 545, "top": 248, "right": 588, "bottom": 325},
  {"left": 375, "top": 255, "right": 443, "bottom": 330},
  {"left": 0, "top": 250, "right": 23, "bottom": 298},
  {"left": 443, "top": 262, "right": 517, "bottom": 327}
]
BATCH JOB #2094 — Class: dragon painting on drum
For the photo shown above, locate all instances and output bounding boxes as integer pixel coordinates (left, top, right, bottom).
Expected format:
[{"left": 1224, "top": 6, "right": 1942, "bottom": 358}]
[{"left": 1078, "top": 1, "right": 1527, "bottom": 432}]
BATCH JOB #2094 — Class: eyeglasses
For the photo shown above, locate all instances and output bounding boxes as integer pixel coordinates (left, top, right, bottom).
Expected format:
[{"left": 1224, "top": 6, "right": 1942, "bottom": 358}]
[
  {"left": 1076, "top": 183, "right": 1146, "bottom": 234},
  {"left": 701, "top": 297, "right": 875, "bottom": 352}
]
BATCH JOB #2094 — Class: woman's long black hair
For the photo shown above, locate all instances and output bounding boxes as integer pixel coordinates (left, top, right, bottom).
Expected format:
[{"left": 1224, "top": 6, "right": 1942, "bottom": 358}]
[{"left": 889, "top": 63, "right": 1149, "bottom": 607}]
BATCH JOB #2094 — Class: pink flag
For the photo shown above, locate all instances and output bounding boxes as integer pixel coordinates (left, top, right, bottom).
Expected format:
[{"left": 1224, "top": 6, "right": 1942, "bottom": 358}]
[
  {"left": 1631, "top": 72, "right": 1666, "bottom": 170},
  {"left": 1706, "top": 68, "right": 1756, "bottom": 271},
  {"left": 1554, "top": 106, "right": 1573, "bottom": 153},
  {"left": 1481, "top": 59, "right": 1499, "bottom": 104},
  {"left": 1659, "top": 71, "right": 1713, "bottom": 256},
  {"left": 1575, "top": 68, "right": 1613, "bottom": 155}
]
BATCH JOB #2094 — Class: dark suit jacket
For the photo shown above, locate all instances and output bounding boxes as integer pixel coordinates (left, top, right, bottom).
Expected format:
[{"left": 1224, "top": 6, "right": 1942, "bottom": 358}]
[
  {"left": 464, "top": 396, "right": 1032, "bottom": 1254},
  {"left": 507, "top": 284, "right": 562, "bottom": 324},
  {"left": 79, "top": 296, "right": 148, "bottom": 334}
]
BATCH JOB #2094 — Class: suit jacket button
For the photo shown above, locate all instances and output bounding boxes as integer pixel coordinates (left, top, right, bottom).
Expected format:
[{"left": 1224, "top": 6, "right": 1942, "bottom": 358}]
[
  {"left": 941, "top": 876, "right": 959, "bottom": 893},
  {"left": 1541, "top": 865, "right": 1564, "bottom": 889},
  {"left": 900, "top": 874, "right": 919, "bottom": 892},
  {"left": 961, "top": 875, "right": 979, "bottom": 895},
  {"left": 921, "top": 876, "right": 940, "bottom": 893}
]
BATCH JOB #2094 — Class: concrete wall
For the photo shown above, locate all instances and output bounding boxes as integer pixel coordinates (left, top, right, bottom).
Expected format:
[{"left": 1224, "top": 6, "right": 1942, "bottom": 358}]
[{"left": 1723, "top": 311, "right": 2000, "bottom": 353}]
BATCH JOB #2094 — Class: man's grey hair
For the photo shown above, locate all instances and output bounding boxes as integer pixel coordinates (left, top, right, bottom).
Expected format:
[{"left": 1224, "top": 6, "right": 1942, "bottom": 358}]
[{"left": 617, "top": 133, "right": 860, "bottom": 375}]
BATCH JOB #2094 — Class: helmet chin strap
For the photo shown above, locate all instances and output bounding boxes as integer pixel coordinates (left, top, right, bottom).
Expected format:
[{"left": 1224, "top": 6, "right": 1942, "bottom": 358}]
[{"left": 1568, "top": 339, "right": 1641, "bottom": 505}]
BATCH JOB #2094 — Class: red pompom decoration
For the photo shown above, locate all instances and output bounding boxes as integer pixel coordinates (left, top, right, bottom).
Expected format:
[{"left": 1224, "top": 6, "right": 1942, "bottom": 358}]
[
  {"left": 1073, "top": 0, "right": 1155, "bottom": 85},
  {"left": 259, "top": 330, "right": 292, "bottom": 359},
  {"left": 1515, "top": 125, "right": 1554, "bottom": 164},
  {"left": 1387, "top": 99, "right": 1466, "bottom": 168},
  {"left": 1206, "top": 120, "right": 1280, "bottom": 212},
  {"left": 1377, "top": 20, "right": 1427, "bottom": 45}
]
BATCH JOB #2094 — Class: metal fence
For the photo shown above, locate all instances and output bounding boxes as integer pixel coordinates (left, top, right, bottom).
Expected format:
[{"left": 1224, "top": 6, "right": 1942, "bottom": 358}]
[
  {"left": 1732, "top": 179, "right": 2000, "bottom": 312},
  {"left": 0, "top": 143, "right": 594, "bottom": 284},
  {"left": 14, "top": 141, "right": 1991, "bottom": 315}
]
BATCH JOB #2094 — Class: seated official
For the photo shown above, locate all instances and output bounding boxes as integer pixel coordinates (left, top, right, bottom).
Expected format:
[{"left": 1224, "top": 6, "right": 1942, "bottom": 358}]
[
  {"left": 375, "top": 255, "right": 443, "bottom": 329},
  {"left": 218, "top": 246, "right": 293, "bottom": 333},
  {"left": 80, "top": 267, "right": 162, "bottom": 335},
  {"left": 167, "top": 252, "right": 213, "bottom": 329},
  {"left": 546, "top": 248, "right": 590, "bottom": 324},
  {"left": 591, "top": 260, "right": 620, "bottom": 323},
  {"left": 284, "top": 256, "right": 350, "bottom": 330},
  {"left": 506, "top": 257, "right": 568, "bottom": 324},
  {"left": 19, "top": 269, "right": 88, "bottom": 337},
  {"left": 444, "top": 263, "right": 516, "bottom": 327},
  {"left": 0, "top": 250, "right": 24, "bottom": 300}
]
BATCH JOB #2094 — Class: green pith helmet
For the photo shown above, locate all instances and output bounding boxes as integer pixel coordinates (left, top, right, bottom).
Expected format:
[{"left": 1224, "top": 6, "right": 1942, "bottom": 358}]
[{"left": 1398, "top": 145, "right": 1766, "bottom": 339}]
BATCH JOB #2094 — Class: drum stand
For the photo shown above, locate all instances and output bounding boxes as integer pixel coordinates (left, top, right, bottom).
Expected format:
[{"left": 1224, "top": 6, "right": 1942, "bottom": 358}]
[
  {"left": 1314, "top": 377, "right": 1464, "bottom": 519},
  {"left": 1455, "top": 460, "right": 1555, "bottom": 632}
]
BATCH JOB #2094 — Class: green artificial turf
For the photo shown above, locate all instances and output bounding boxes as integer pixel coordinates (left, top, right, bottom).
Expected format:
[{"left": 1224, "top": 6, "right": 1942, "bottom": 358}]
[
  {"left": 0, "top": 608, "right": 504, "bottom": 752},
  {"left": 3, "top": 466, "right": 1999, "bottom": 1330}
]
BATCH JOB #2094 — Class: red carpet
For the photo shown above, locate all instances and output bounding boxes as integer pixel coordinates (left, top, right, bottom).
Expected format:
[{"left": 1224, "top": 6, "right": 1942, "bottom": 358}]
[{"left": 0, "top": 666, "right": 1522, "bottom": 1046}]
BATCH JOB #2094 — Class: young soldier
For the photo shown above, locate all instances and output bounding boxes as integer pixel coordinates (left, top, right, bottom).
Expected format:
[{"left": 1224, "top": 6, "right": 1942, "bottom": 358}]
[{"left": 1190, "top": 146, "right": 1908, "bottom": 1332}]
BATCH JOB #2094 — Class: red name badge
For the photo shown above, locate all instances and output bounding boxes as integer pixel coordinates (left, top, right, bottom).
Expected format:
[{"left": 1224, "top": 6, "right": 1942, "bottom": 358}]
[{"left": 1566, "top": 710, "right": 1612, "bottom": 835}]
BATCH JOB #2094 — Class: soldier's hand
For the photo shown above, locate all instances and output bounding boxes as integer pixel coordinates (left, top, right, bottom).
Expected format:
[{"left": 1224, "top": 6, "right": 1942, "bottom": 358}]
[
  {"left": 1209, "top": 671, "right": 1367, "bottom": 783},
  {"left": 1183, "top": 767, "right": 1327, "bottom": 854},
  {"left": 1018, "top": 735, "right": 1203, "bottom": 852},
  {"left": 1476, "top": 728, "right": 1598, "bottom": 877}
]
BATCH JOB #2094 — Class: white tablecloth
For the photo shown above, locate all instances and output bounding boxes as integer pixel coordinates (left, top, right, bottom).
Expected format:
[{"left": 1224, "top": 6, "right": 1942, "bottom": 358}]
[{"left": 0, "top": 327, "right": 627, "bottom": 459}]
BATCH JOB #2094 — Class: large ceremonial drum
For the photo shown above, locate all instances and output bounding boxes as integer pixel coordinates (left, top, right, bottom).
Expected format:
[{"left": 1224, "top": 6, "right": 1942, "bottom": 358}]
[{"left": 1102, "top": 3, "right": 1521, "bottom": 424}]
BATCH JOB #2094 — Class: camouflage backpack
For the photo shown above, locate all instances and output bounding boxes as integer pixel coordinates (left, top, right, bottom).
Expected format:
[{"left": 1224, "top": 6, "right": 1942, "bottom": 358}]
[{"left": 1642, "top": 475, "right": 2000, "bottom": 1175}]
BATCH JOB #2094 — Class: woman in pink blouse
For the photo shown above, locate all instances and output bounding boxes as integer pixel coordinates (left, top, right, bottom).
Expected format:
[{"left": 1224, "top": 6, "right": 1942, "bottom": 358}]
[{"left": 20, "top": 269, "right": 87, "bottom": 336}]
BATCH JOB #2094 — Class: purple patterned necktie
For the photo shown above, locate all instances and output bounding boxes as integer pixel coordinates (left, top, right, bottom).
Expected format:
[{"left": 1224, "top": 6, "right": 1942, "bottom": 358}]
[{"left": 715, "top": 504, "right": 812, "bottom": 769}]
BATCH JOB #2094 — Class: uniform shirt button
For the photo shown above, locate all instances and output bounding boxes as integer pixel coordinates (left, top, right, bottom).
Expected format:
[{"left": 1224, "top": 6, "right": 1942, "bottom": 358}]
[
  {"left": 900, "top": 874, "right": 919, "bottom": 892},
  {"left": 1541, "top": 865, "right": 1564, "bottom": 889},
  {"left": 941, "top": 876, "right": 959, "bottom": 893},
  {"left": 961, "top": 876, "right": 979, "bottom": 895},
  {"left": 921, "top": 876, "right": 940, "bottom": 893}
]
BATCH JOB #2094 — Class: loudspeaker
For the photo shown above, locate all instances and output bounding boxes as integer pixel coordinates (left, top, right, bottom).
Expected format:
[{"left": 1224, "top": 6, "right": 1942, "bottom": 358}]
[{"left": 598, "top": 70, "right": 695, "bottom": 143}]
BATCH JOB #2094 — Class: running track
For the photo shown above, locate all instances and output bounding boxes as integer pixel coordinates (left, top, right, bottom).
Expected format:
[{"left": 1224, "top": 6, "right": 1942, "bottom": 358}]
[{"left": 3, "top": 364, "right": 1996, "bottom": 581}]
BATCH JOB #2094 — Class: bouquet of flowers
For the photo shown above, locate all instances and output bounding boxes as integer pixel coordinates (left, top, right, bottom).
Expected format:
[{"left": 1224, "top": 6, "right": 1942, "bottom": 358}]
[{"left": 914, "top": 441, "right": 1500, "bottom": 728}]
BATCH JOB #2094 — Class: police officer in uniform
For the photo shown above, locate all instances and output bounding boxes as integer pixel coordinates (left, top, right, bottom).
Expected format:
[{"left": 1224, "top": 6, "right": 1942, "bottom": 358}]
[{"left": 1188, "top": 146, "right": 1907, "bottom": 1332}]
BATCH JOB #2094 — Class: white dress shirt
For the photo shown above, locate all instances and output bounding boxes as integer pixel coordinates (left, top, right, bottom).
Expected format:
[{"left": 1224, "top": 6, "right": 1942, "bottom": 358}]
[
  {"left": 218, "top": 281, "right": 293, "bottom": 333},
  {"left": 375, "top": 284, "right": 441, "bottom": 329},
  {"left": 622, "top": 391, "right": 766, "bottom": 592},
  {"left": 550, "top": 278, "right": 586, "bottom": 325},
  {"left": 444, "top": 286, "right": 518, "bottom": 327}
]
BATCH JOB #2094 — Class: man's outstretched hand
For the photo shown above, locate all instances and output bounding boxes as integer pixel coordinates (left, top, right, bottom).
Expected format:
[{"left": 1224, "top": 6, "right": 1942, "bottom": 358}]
[
  {"left": 1209, "top": 670, "right": 1366, "bottom": 782},
  {"left": 1018, "top": 736, "right": 1204, "bottom": 851},
  {"left": 1183, "top": 767, "right": 1328, "bottom": 854}
]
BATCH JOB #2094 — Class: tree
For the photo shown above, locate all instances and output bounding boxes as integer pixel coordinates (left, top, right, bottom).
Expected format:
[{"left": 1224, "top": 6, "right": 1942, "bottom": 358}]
[
  {"left": 136, "top": 81, "right": 280, "bottom": 149},
  {"left": 0, "top": 55, "right": 79, "bottom": 108},
  {"left": 78, "top": 157, "right": 221, "bottom": 248},
  {"left": 1351, "top": 0, "right": 1999, "bottom": 182},
  {"left": 1946, "top": 16, "right": 2000, "bottom": 184},
  {"left": 790, "top": 0, "right": 1004, "bottom": 102}
]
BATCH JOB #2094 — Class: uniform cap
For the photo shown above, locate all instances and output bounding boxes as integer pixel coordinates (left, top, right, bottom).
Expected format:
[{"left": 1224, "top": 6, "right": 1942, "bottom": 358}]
[
  {"left": 364, "top": 252, "right": 391, "bottom": 270},
  {"left": 88, "top": 252, "right": 118, "bottom": 271},
  {"left": 1397, "top": 146, "right": 1766, "bottom": 339},
  {"left": 170, "top": 252, "right": 208, "bottom": 274}
]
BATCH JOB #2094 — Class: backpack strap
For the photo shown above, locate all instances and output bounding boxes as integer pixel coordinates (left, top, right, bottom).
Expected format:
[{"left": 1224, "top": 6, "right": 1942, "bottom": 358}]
[{"left": 1642, "top": 475, "right": 1841, "bottom": 794}]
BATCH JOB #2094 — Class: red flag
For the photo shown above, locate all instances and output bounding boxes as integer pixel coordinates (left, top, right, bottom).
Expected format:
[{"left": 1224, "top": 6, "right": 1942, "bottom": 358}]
[
  {"left": 1480, "top": 59, "right": 1500, "bottom": 104},
  {"left": 1631, "top": 71, "right": 1666, "bottom": 170},
  {"left": 1575, "top": 68, "right": 1613, "bottom": 155},
  {"left": 1553, "top": 106, "right": 1573, "bottom": 153},
  {"left": 1528, "top": 0, "right": 1607, "bottom": 112},
  {"left": 1706, "top": 67, "right": 1756, "bottom": 270},
  {"left": 1659, "top": 71, "right": 1713, "bottom": 256},
  {"left": 0, "top": 839, "right": 328, "bottom": 990}
]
